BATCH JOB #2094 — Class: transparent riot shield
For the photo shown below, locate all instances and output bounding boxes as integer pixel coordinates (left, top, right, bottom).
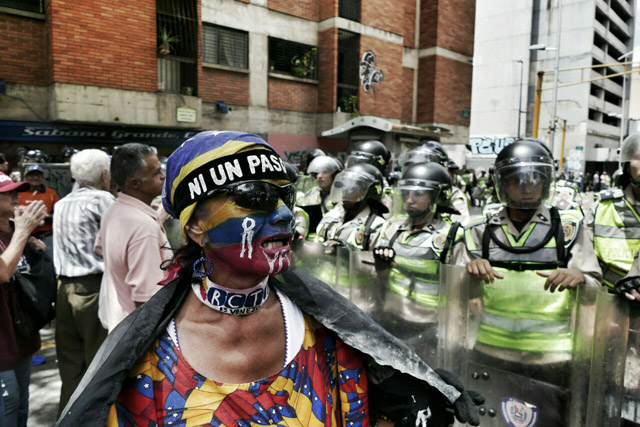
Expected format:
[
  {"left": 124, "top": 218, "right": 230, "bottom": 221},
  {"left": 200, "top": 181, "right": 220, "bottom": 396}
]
[
  {"left": 296, "top": 174, "right": 316, "bottom": 196},
  {"left": 333, "top": 246, "right": 352, "bottom": 300},
  {"left": 291, "top": 240, "right": 337, "bottom": 288},
  {"left": 445, "top": 276, "right": 628, "bottom": 427},
  {"left": 347, "top": 250, "right": 381, "bottom": 315},
  {"left": 372, "top": 257, "right": 446, "bottom": 367},
  {"left": 621, "top": 305, "right": 640, "bottom": 424}
]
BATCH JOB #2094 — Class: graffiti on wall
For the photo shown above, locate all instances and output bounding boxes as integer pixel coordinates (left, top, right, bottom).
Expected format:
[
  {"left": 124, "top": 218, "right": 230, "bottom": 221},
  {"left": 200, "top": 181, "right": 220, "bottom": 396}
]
[
  {"left": 359, "top": 51, "right": 384, "bottom": 93},
  {"left": 467, "top": 136, "right": 517, "bottom": 156}
]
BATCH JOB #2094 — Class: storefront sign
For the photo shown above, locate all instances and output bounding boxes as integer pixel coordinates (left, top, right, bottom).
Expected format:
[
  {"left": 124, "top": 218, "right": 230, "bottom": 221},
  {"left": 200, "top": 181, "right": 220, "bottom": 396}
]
[{"left": 0, "top": 121, "right": 200, "bottom": 146}]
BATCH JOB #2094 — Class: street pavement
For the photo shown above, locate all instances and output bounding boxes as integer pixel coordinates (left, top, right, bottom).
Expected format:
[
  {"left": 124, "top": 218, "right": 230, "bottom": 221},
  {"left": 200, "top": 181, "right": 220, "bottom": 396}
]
[{"left": 28, "top": 322, "right": 60, "bottom": 427}]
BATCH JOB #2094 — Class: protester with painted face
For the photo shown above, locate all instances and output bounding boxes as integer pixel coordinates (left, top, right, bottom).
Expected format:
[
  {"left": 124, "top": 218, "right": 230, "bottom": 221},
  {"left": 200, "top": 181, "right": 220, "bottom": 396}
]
[
  {"left": 370, "top": 162, "right": 464, "bottom": 363},
  {"left": 57, "top": 131, "right": 482, "bottom": 427}
]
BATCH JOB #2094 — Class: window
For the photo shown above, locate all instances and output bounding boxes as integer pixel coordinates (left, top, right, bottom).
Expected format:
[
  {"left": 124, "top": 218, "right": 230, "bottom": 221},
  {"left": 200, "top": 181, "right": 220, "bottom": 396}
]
[
  {"left": 203, "top": 24, "right": 249, "bottom": 69},
  {"left": 0, "top": 0, "right": 43, "bottom": 13},
  {"left": 268, "top": 37, "right": 317, "bottom": 80},
  {"left": 339, "top": 0, "right": 360, "bottom": 22},
  {"left": 337, "top": 30, "right": 360, "bottom": 112}
]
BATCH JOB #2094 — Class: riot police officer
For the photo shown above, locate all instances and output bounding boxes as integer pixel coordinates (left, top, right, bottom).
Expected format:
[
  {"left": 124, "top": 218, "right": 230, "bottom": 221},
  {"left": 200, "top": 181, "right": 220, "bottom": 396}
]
[
  {"left": 593, "top": 134, "right": 640, "bottom": 426},
  {"left": 297, "top": 155, "right": 342, "bottom": 238},
  {"left": 283, "top": 161, "right": 310, "bottom": 241},
  {"left": 370, "top": 162, "right": 463, "bottom": 364},
  {"left": 454, "top": 138, "right": 601, "bottom": 371},
  {"left": 402, "top": 142, "right": 470, "bottom": 224},
  {"left": 451, "top": 138, "right": 602, "bottom": 425},
  {"left": 346, "top": 140, "right": 391, "bottom": 175},
  {"left": 315, "top": 162, "right": 387, "bottom": 250}
]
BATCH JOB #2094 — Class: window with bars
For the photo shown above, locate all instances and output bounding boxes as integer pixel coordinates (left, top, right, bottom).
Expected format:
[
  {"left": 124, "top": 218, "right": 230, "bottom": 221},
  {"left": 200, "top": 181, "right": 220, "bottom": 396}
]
[
  {"left": 156, "top": 0, "right": 198, "bottom": 95},
  {"left": 202, "top": 24, "right": 249, "bottom": 69},
  {"left": 337, "top": 30, "right": 360, "bottom": 112},
  {"left": 268, "top": 37, "right": 317, "bottom": 80},
  {"left": 339, "top": 0, "right": 360, "bottom": 22},
  {"left": 0, "top": 0, "right": 43, "bottom": 13}
]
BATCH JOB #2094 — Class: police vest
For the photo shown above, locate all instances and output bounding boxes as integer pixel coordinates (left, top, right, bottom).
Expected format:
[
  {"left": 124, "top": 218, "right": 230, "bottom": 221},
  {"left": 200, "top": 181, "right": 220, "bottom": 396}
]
[
  {"left": 465, "top": 208, "right": 580, "bottom": 353},
  {"left": 378, "top": 218, "right": 461, "bottom": 309},
  {"left": 316, "top": 209, "right": 385, "bottom": 251},
  {"left": 293, "top": 207, "right": 310, "bottom": 239},
  {"left": 593, "top": 189, "right": 640, "bottom": 288}
]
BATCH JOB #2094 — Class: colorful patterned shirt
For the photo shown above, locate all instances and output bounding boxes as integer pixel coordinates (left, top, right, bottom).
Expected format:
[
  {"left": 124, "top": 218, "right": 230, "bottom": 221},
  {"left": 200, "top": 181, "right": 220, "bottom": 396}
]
[{"left": 107, "top": 315, "right": 369, "bottom": 426}]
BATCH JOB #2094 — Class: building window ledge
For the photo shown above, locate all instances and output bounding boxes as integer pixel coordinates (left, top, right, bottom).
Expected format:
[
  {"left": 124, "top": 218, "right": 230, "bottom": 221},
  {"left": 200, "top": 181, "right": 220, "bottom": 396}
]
[
  {"left": 0, "top": 6, "right": 45, "bottom": 20},
  {"left": 268, "top": 72, "right": 318, "bottom": 85},
  {"left": 202, "top": 62, "right": 250, "bottom": 74}
]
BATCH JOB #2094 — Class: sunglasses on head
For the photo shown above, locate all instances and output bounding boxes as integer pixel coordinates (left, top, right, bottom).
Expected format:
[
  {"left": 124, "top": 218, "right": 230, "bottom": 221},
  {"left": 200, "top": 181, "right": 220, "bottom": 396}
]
[{"left": 219, "top": 181, "right": 296, "bottom": 212}]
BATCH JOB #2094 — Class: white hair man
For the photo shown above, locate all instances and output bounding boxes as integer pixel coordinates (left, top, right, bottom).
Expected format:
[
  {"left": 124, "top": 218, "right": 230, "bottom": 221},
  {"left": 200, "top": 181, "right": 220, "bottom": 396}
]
[{"left": 52, "top": 149, "right": 116, "bottom": 414}]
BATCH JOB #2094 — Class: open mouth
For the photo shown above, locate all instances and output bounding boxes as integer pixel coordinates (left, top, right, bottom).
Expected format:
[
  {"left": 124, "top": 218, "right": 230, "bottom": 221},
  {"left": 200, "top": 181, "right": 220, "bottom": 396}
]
[{"left": 261, "top": 234, "right": 292, "bottom": 249}]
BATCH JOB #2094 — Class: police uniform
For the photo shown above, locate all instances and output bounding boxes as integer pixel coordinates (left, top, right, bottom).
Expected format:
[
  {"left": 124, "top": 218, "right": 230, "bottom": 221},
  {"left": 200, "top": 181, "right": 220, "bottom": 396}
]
[
  {"left": 297, "top": 186, "right": 331, "bottom": 239},
  {"left": 448, "top": 186, "right": 470, "bottom": 224},
  {"left": 453, "top": 205, "right": 602, "bottom": 365},
  {"left": 315, "top": 203, "right": 385, "bottom": 250},
  {"left": 593, "top": 186, "right": 640, "bottom": 288}
]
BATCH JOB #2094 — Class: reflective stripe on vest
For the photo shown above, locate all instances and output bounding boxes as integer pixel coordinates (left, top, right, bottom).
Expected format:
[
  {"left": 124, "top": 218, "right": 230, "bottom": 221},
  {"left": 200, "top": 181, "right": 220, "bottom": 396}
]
[
  {"left": 379, "top": 221, "right": 453, "bottom": 308},
  {"left": 477, "top": 268, "right": 574, "bottom": 353},
  {"left": 594, "top": 197, "right": 640, "bottom": 288}
]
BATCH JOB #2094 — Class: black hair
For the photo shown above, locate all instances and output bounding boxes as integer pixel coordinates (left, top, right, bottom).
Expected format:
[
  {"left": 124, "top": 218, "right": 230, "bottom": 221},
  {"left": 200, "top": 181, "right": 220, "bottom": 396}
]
[{"left": 111, "top": 143, "right": 157, "bottom": 190}]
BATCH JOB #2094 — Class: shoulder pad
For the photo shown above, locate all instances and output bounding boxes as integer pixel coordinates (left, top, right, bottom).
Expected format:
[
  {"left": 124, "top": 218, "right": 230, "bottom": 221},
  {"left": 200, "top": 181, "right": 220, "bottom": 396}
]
[{"left": 599, "top": 188, "right": 624, "bottom": 201}]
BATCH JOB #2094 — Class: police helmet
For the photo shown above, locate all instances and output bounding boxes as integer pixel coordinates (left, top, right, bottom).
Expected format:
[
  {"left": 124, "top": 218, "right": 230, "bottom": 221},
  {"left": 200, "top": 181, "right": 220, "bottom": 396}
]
[
  {"left": 329, "top": 163, "right": 384, "bottom": 205},
  {"left": 619, "top": 132, "right": 640, "bottom": 187},
  {"left": 62, "top": 146, "right": 79, "bottom": 158},
  {"left": 417, "top": 140, "right": 449, "bottom": 166},
  {"left": 399, "top": 163, "right": 453, "bottom": 217},
  {"left": 307, "top": 155, "right": 343, "bottom": 176},
  {"left": 494, "top": 138, "right": 555, "bottom": 210},
  {"left": 22, "top": 149, "right": 49, "bottom": 164},
  {"left": 283, "top": 161, "right": 299, "bottom": 184},
  {"left": 346, "top": 140, "right": 391, "bottom": 173},
  {"left": 305, "top": 149, "right": 326, "bottom": 170}
]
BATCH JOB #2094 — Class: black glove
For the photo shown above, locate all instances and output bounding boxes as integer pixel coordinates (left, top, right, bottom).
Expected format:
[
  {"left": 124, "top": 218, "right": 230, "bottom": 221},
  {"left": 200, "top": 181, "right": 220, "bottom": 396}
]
[
  {"left": 373, "top": 246, "right": 395, "bottom": 270},
  {"left": 434, "top": 369, "right": 485, "bottom": 426},
  {"left": 614, "top": 275, "right": 640, "bottom": 296},
  {"left": 370, "top": 372, "right": 454, "bottom": 427}
]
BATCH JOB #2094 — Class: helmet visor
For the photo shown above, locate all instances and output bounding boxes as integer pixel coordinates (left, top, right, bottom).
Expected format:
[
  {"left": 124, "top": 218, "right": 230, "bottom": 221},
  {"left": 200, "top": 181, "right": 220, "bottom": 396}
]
[
  {"left": 328, "top": 170, "right": 376, "bottom": 204},
  {"left": 495, "top": 162, "right": 554, "bottom": 209},
  {"left": 346, "top": 151, "right": 383, "bottom": 168},
  {"left": 307, "top": 156, "right": 341, "bottom": 175}
]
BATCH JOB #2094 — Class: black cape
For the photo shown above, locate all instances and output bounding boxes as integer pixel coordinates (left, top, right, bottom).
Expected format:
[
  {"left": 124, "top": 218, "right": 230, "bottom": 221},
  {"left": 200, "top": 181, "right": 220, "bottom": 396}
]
[{"left": 56, "top": 267, "right": 460, "bottom": 426}]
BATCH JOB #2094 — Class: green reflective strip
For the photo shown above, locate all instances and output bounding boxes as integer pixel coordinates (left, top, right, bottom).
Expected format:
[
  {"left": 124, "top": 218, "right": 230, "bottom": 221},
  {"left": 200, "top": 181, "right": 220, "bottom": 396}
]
[
  {"left": 477, "top": 324, "right": 572, "bottom": 353},
  {"left": 481, "top": 311, "right": 570, "bottom": 335},
  {"left": 602, "top": 267, "right": 625, "bottom": 289},
  {"left": 502, "top": 223, "right": 537, "bottom": 247},
  {"left": 388, "top": 270, "right": 439, "bottom": 308},
  {"left": 394, "top": 255, "right": 439, "bottom": 275},
  {"left": 594, "top": 236, "right": 640, "bottom": 276},
  {"left": 623, "top": 198, "right": 640, "bottom": 223}
]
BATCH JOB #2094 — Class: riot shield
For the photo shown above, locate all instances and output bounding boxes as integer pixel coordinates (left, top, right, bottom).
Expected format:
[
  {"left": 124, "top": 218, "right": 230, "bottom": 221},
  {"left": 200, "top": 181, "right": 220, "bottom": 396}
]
[
  {"left": 372, "top": 258, "right": 449, "bottom": 367},
  {"left": 333, "top": 246, "right": 352, "bottom": 300},
  {"left": 621, "top": 305, "right": 640, "bottom": 424},
  {"left": 291, "top": 240, "right": 337, "bottom": 288},
  {"left": 347, "top": 250, "right": 381, "bottom": 315},
  {"left": 446, "top": 278, "right": 628, "bottom": 427}
]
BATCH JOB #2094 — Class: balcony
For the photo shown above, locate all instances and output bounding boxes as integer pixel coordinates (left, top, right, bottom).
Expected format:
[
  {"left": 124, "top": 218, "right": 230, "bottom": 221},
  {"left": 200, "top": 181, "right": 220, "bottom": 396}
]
[
  {"left": 608, "top": 9, "right": 631, "bottom": 40},
  {"left": 594, "top": 20, "right": 607, "bottom": 39},
  {"left": 607, "top": 31, "right": 630, "bottom": 58},
  {"left": 589, "top": 94, "right": 603, "bottom": 111},
  {"left": 611, "top": 0, "right": 633, "bottom": 19},
  {"left": 588, "top": 120, "right": 620, "bottom": 138},
  {"left": 596, "top": 0, "right": 608, "bottom": 14},
  {"left": 592, "top": 45, "right": 605, "bottom": 63}
]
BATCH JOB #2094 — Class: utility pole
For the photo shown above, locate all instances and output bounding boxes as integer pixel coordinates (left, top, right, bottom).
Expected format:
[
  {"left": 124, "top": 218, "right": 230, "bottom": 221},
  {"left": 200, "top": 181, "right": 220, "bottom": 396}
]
[
  {"left": 533, "top": 71, "right": 544, "bottom": 138},
  {"left": 549, "top": 0, "right": 563, "bottom": 157}
]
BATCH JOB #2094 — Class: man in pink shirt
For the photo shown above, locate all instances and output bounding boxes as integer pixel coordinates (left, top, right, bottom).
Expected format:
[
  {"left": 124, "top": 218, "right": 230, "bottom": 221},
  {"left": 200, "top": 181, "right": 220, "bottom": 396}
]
[{"left": 96, "top": 143, "right": 172, "bottom": 332}]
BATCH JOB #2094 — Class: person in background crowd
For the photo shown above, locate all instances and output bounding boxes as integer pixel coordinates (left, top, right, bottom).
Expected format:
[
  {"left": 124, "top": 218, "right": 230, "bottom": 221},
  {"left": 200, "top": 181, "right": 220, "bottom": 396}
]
[
  {"left": 57, "top": 131, "right": 482, "bottom": 427},
  {"left": 601, "top": 170, "right": 611, "bottom": 190},
  {"left": 592, "top": 171, "right": 601, "bottom": 192},
  {"left": 0, "top": 153, "right": 9, "bottom": 174},
  {"left": 95, "top": 143, "right": 171, "bottom": 333},
  {"left": 52, "top": 149, "right": 116, "bottom": 413},
  {"left": 17, "top": 165, "right": 59, "bottom": 256},
  {"left": 0, "top": 173, "right": 47, "bottom": 427}
]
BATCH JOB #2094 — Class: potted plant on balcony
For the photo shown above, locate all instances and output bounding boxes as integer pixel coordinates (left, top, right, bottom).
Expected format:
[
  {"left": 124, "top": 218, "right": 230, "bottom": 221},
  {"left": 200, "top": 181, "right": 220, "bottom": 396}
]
[
  {"left": 158, "top": 28, "right": 179, "bottom": 55},
  {"left": 290, "top": 48, "right": 316, "bottom": 78}
]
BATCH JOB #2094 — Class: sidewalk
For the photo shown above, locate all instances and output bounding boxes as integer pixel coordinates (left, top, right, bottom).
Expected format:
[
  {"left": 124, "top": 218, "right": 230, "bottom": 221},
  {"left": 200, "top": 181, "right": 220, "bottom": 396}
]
[{"left": 28, "top": 322, "right": 60, "bottom": 427}]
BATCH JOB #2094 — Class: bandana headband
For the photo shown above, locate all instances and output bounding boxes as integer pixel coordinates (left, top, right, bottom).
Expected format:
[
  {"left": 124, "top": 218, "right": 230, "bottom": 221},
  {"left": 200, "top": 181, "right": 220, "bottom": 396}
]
[
  {"left": 172, "top": 148, "right": 288, "bottom": 219},
  {"left": 193, "top": 277, "right": 270, "bottom": 315}
]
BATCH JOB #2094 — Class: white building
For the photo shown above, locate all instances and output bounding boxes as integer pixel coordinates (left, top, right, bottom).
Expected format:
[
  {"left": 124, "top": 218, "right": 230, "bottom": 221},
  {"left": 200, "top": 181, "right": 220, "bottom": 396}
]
[{"left": 470, "top": 0, "right": 635, "bottom": 172}]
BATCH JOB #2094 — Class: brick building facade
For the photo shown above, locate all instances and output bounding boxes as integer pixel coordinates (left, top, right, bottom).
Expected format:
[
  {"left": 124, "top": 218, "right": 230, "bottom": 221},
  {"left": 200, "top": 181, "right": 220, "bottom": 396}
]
[{"left": 0, "top": 0, "right": 474, "bottom": 163}]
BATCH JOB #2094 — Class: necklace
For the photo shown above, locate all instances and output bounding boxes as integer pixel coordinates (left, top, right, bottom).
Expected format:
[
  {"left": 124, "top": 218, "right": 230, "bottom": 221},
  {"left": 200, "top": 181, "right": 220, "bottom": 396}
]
[{"left": 192, "top": 276, "right": 270, "bottom": 315}]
